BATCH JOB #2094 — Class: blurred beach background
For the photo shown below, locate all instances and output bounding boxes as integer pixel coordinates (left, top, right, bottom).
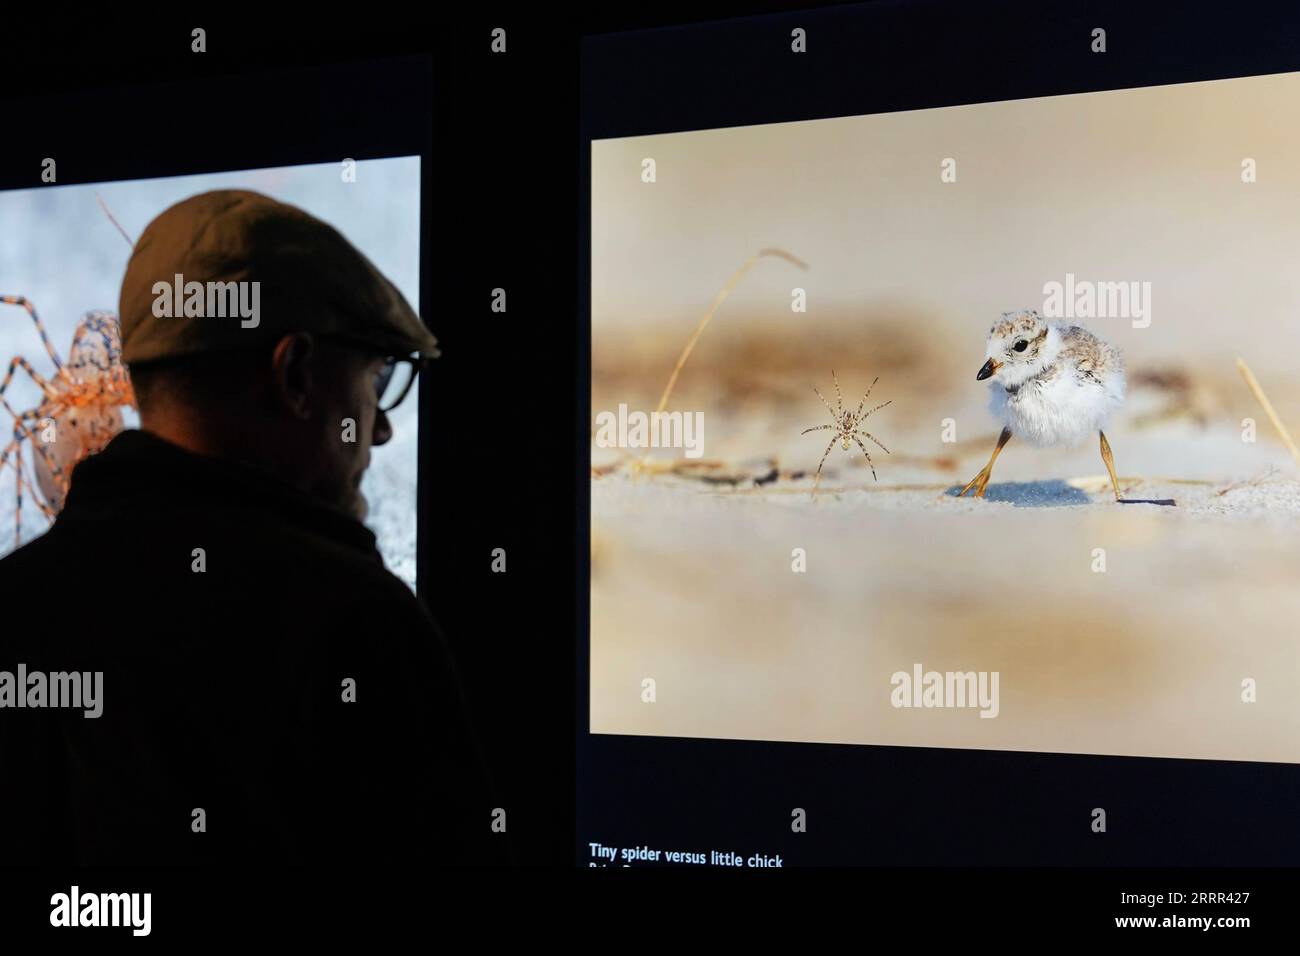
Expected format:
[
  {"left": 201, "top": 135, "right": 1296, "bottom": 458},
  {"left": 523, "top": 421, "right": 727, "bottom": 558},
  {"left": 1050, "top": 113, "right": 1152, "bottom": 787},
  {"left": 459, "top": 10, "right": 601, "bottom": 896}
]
[
  {"left": 0, "top": 158, "right": 420, "bottom": 588},
  {"left": 591, "top": 72, "right": 1300, "bottom": 762}
]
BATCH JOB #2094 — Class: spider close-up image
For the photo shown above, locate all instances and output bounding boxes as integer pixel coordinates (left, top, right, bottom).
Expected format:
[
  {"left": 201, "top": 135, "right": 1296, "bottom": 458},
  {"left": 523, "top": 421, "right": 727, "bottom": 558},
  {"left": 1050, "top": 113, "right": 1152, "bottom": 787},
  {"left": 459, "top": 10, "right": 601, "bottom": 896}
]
[
  {"left": 0, "top": 164, "right": 422, "bottom": 584},
  {"left": 0, "top": 295, "right": 135, "bottom": 547},
  {"left": 800, "top": 370, "right": 892, "bottom": 490}
]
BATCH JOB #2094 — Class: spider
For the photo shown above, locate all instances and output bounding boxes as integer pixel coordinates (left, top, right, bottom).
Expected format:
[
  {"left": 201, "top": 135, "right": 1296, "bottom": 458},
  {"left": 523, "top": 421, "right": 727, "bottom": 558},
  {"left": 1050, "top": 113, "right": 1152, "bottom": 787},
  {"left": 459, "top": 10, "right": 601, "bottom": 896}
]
[
  {"left": 800, "top": 369, "right": 892, "bottom": 490},
  {"left": 0, "top": 297, "right": 135, "bottom": 549},
  {"left": 0, "top": 196, "right": 137, "bottom": 551}
]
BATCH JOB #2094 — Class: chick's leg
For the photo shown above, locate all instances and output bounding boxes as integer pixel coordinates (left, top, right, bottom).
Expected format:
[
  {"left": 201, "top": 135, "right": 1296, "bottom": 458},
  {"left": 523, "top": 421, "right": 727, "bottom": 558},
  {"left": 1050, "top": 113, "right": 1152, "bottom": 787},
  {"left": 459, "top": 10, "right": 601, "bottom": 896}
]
[
  {"left": 1099, "top": 430, "right": 1123, "bottom": 502},
  {"left": 958, "top": 427, "right": 1012, "bottom": 498},
  {"left": 956, "top": 429, "right": 1013, "bottom": 496}
]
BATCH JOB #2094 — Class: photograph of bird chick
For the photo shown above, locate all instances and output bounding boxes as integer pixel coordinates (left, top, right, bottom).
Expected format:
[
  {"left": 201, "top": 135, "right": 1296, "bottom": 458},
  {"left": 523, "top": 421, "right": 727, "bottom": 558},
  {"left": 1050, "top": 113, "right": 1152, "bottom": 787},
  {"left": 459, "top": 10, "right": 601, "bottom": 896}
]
[{"left": 958, "top": 309, "right": 1130, "bottom": 501}]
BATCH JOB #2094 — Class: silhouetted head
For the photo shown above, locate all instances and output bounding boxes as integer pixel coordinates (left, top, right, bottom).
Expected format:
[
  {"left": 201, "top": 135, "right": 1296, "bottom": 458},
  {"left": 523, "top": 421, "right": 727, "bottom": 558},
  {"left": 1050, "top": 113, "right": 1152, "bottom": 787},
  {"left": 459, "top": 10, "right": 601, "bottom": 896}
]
[
  {"left": 128, "top": 337, "right": 406, "bottom": 520},
  {"left": 118, "top": 190, "right": 436, "bottom": 520}
]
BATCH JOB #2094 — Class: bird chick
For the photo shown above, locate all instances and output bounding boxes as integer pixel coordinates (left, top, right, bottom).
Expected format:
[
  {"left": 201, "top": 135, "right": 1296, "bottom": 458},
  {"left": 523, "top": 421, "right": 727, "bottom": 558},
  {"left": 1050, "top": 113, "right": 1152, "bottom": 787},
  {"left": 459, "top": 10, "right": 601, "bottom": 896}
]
[{"left": 959, "top": 309, "right": 1126, "bottom": 500}]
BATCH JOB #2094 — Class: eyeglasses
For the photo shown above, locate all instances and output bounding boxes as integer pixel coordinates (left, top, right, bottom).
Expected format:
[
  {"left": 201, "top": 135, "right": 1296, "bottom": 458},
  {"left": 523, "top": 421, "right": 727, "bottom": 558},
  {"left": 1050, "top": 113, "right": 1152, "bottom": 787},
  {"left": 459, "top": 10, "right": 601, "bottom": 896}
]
[
  {"left": 373, "top": 354, "right": 424, "bottom": 413},
  {"left": 315, "top": 334, "right": 428, "bottom": 413}
]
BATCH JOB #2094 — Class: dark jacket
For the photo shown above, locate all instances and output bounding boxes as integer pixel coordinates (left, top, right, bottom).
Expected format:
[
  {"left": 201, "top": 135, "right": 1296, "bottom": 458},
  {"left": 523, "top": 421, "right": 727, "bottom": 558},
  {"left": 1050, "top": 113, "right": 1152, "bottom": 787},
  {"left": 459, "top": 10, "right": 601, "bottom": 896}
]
[{"left": 0, "top": 429, "right": 501, "bottom": 866}]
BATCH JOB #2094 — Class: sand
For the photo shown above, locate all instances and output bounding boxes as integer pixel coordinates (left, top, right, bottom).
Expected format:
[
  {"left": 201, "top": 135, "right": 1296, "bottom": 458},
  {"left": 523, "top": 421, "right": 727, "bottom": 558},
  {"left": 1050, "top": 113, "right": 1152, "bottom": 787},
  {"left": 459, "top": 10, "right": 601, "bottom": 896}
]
[{"left": 590, "top": 414, "right": 1300, "bottom": 764}]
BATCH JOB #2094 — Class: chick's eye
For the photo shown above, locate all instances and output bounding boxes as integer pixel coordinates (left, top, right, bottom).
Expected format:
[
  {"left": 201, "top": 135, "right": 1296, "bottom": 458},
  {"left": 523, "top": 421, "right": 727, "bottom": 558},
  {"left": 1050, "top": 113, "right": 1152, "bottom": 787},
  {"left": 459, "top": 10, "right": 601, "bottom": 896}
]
[{"left": 1013, "top": 340, "right": 1029, "bottom": 352}]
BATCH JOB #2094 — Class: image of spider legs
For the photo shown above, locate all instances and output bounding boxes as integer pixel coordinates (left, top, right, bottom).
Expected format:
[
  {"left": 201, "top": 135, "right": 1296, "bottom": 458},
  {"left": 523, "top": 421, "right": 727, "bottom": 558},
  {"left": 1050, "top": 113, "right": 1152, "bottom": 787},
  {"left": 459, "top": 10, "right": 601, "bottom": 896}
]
[
  {"left": 0, "top": 356, "right": 71, "bottom": 499},
  {"left": 807, "top": 431, "right": 840, "bottom": 496},
  {"left": 2, "top": 394, "right": 68, "bottom": 490},
  {"left": 0, "top": 397, "right": 66, "bottom": 546},
  {"left": 850, "top": 436, "right": 878, "bottom": 481},
  {"left": 853, "top": 430, "right": 891, "bottom": 481},
  {"left": 811, "top": 384, "right": 840, "bottom": 420},
  {"left": 1, "top": 355, "right": 60, "bottom": 406},
  {"left": 853, "top": 376, "right": 879, "bottom": 420},
  {"left": 0, "top": 296, "right": 69, "bottom": 375},
  {"left": 12, "top": 433, "right": 21, "bottom": 545}
]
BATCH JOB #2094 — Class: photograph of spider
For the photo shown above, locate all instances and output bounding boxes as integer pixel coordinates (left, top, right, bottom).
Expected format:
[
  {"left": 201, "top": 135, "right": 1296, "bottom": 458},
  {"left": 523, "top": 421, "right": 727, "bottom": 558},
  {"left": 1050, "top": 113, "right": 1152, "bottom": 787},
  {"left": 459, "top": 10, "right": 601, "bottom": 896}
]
[
  {"left": 0, "top": 160, "right": 422, "bottom": 588},
  {"left": 800, "top": 370, "right": 891, "bottom": 490},
  {"left": 589, "top": 72, "right": 1300, "bottom": 764},
  {"left": 0, "top": 297, "right": 135, "bottom": 547}
]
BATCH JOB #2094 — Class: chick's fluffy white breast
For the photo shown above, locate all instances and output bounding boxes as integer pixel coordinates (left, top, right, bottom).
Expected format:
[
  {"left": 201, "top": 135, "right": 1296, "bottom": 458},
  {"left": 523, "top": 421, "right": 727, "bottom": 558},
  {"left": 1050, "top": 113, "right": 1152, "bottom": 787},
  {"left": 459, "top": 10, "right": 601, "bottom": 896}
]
[{"left": 988, "top": 321, "right": 1125, "bottom": 448}]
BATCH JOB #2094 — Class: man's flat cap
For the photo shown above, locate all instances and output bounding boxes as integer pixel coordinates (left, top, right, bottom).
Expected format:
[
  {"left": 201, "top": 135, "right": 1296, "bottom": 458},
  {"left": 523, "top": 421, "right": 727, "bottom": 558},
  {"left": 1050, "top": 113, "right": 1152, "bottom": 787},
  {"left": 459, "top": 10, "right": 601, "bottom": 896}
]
[{"left": 119, "top": 189, "right": 439, "bottom": 365}]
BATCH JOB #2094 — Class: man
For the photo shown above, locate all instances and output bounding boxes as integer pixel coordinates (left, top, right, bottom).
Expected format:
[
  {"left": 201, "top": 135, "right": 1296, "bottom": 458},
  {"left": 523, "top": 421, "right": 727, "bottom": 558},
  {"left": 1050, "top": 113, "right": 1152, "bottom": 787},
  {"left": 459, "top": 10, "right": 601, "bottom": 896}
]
[{"left": 0, "top": 190, "right": 501, "bottom": 865}]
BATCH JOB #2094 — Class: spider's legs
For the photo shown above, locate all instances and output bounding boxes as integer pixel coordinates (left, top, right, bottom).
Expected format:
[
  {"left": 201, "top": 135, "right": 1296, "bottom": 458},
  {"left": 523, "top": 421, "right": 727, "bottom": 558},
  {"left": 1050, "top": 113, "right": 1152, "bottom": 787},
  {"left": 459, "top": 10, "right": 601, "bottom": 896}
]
[
  {"left": 2, "top": 397, "right": 68, "bottom": 500},
  {"left": 0, "top": 357, "right": 69, "bottom": 497},
  {"left": 958, "top": 427, "right": 1012, "bottom": 498},
  {"left": 800, "top": 424, "right": 835, "bottom": 435},
  {"left": 856, "top": 430, "right": 891, "bottom": 455},
  {"left": 13, "top": 430, "right": 23, "bottom": 547},
  {"left": 5, "top": 419, "right": 58, "bottom": 550},
  {"left": 0, "top": 297, "right": 67, "bottom": 376},
  {"left": 811, "top": 385, "right": 838, "bottom": 419},
  {"left": 0, "top": 356, "right": 59, "bottom": 404},
  {"left": 859, "top": 399, "right": 892, "bottom": 422},
  {"left": 851, "top": 435, "right": 878, "bottom": 481},
  {"left": 831, "top": 369, "right": 844, "bottom": 415},
  {"left": 854, "top": 376, "right": 879, "bottom": 420},
  {"left": 0, "top": 437, "right": 17, "bottom": 478},
  {"left": 811, "top": 434, "right": 837, "bottom": 496}
]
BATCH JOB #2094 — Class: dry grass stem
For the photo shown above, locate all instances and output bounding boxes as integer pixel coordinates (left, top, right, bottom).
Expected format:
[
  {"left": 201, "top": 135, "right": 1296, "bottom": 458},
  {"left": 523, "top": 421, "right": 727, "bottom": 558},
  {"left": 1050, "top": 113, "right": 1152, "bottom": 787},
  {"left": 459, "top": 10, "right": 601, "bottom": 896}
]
[
  {"left": 632, "top": 248, "right": 809, "bottom": 479},
  {"left": 1237, "top": 357, "right": 1300, "bottom": 467}
]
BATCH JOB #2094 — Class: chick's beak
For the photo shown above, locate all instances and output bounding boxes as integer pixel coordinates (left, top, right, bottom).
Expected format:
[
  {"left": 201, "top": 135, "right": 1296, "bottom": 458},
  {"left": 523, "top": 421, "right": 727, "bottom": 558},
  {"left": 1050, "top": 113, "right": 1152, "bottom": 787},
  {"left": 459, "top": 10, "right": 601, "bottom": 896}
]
[{"left": 976, "top": 358, "right": 1001, "bottom": 381}]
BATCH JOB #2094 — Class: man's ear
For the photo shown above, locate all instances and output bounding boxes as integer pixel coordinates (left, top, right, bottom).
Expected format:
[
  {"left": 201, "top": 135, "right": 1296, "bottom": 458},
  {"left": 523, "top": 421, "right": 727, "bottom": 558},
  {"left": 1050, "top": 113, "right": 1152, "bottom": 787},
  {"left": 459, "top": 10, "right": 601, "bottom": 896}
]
[{"left": 270, "top": 332, "right": 316, "bottom": 420}]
